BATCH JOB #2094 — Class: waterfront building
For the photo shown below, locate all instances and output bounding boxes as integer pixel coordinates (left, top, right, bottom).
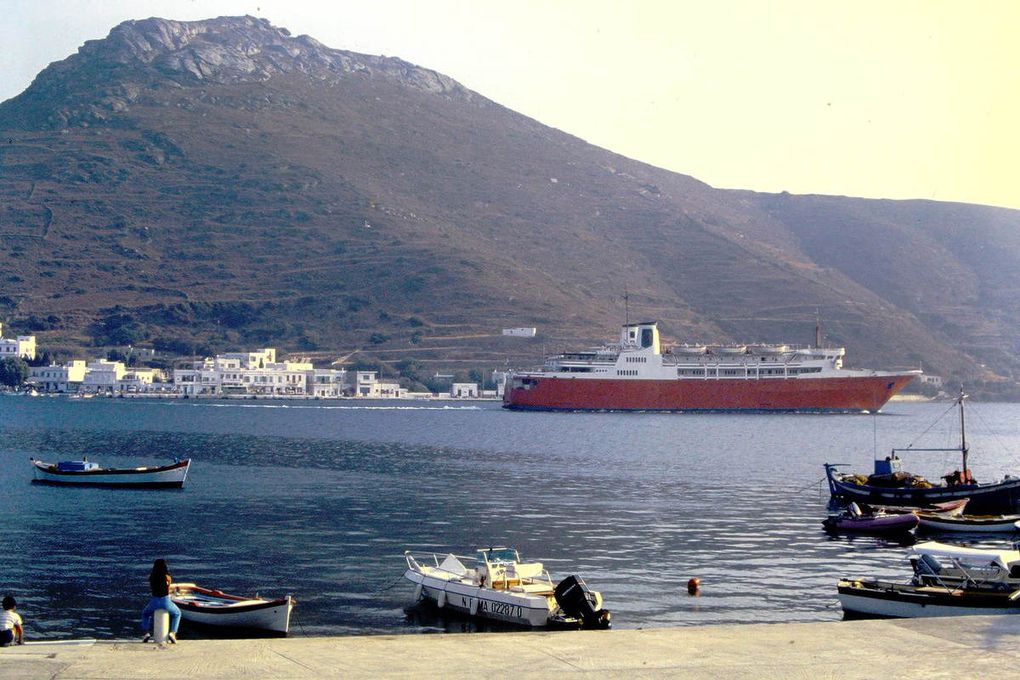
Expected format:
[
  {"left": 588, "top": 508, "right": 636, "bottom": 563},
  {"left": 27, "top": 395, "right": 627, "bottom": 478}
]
[
  {"left": 310, "top": 369, "right": 347, "bottom": 398},
  {"left": 0, "top": 323, "right": 36, "bottom": 360},
  {"left": 450, "top": 382, "right": 479, "bottom": 398},
  {"left": 354, "top": 371, "right": 405, "bottom": 398},
  {"left": 28, "top": 361, "right": 87, "bottom": 393},
  {"left": 82, "top": 359, "right": 127, "bottom": 393},
  {"left": 173, "top": 348, "right": 346, "bottom": 397},
  {"left": 117, "top": 369, "right": 156, "bottom": 393}
]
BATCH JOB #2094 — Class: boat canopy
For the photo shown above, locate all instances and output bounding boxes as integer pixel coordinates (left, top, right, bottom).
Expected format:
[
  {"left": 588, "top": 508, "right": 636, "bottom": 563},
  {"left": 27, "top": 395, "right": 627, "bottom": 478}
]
[{"left": 910, "top": 540, "right": 1020, "bottom": 570}]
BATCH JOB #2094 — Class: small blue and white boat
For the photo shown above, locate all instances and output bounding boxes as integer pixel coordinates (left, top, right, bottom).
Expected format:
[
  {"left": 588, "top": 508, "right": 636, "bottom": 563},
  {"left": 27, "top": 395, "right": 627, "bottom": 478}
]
[{"left": 31, "top": 458, "right": 191, "bottom": 488}]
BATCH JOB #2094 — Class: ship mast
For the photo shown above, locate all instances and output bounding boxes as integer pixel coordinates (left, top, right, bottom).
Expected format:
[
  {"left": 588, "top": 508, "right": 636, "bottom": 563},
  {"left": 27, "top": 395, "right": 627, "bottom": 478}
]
[
  {"left": 958, "top": 388, "right": 969, "bottom": 473},
  {"left": 890, "top": 388, "right": 971, "bottom": 473}
]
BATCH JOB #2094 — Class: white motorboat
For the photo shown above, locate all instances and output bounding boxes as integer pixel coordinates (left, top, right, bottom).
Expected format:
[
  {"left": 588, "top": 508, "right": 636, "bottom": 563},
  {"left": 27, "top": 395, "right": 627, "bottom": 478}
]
[
  {"left": 171, "top": 583, "right": 293, "bottom": 635},
  {"left": 31, "top": 458, "right": 191, "bottom": 488},
  {"left": 403, "top": 548, "right": 610, "bottom": 629}
]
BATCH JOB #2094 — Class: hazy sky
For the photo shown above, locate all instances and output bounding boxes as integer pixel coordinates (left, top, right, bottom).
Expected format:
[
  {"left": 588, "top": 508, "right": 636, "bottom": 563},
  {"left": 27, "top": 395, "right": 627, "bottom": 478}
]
[{"left": 3, "top": 0, "right": 1019, "bottom": 210}]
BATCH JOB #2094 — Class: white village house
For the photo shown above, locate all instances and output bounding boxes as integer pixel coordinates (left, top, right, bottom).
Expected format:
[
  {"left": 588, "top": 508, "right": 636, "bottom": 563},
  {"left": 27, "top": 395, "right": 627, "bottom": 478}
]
[{"left": 0, "top": 323, "right": 36, "bottom": 361}]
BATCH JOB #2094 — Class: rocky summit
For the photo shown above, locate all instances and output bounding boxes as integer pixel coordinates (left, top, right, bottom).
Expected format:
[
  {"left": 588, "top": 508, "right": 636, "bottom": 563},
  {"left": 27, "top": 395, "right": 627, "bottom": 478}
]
[{"left": 1, "top": 16, "right": 1019, "bottom": 394}]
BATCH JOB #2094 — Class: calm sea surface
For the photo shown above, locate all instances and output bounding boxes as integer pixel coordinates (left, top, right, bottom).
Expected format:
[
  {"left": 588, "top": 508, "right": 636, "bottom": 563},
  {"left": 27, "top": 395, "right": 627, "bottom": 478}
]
[{"left": 3, "top": 395, "right": 1020, "bottom": 639}]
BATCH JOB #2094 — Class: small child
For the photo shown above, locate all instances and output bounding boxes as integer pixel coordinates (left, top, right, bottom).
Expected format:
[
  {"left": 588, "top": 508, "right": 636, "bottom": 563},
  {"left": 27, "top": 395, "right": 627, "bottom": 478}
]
[{"left": 0, "top": 596, "right": 23, "bottom": 646}]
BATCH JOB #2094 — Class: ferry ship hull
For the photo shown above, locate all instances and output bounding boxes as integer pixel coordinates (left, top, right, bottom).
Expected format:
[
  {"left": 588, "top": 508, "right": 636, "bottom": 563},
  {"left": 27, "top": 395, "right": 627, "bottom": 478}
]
[{"left": 503, "top": 373, "right": 915, "bottom": 413}]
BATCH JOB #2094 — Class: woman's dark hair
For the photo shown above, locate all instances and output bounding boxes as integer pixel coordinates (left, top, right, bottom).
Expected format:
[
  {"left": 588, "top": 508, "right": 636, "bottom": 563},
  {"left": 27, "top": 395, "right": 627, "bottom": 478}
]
[
  {"left": 2, "top": 595, "right": 15, "bottom": 610},
  {"left": 150, "top": 559, "right": 169, "bottom": 575}
]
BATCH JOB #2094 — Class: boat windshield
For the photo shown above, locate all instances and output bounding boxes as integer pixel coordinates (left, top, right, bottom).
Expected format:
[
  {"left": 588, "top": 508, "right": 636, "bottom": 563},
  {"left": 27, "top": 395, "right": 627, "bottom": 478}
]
[{"left": 478, "top": 548, "right": 519, "bottom": 563}]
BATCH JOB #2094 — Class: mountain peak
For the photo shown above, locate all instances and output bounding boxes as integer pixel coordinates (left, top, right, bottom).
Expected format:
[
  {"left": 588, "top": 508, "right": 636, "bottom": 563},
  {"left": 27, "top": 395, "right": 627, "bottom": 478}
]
[{"left": 1, "top": 15, "right": 471, "bottom": 129}]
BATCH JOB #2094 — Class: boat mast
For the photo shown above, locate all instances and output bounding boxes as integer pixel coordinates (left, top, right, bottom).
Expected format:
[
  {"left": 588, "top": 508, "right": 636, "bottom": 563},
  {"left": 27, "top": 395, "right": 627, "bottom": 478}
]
[{"left": 959, "top": 388, "right": 969, "bottom": 472}]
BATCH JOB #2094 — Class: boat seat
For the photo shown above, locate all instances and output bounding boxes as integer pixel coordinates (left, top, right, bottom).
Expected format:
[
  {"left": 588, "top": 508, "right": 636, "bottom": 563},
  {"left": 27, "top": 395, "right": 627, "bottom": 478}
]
[
  {"left": 511, "top": 562, "right": 544, "bottom": 579},
  {"left": 510, "top": 583, "right": 554, "bottom": 594}
]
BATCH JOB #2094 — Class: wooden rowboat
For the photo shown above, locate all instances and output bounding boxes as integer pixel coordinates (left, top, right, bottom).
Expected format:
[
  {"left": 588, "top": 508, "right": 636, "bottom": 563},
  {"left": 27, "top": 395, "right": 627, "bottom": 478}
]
[
  {"left": 171, "top": 583, "right": 294, "bottom": 635},
  {"left": 31, "top": 458, "right": 191, "bottom": 488},
  {"left": 916, "top": 512, "right": 1020, "bottom": 533}
]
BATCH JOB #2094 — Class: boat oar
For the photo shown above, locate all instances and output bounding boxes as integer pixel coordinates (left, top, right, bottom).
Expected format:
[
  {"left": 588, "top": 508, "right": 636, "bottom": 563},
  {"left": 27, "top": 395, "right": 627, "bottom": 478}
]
[{"left": 1009, "top": 589, "right": 1020, "bottom": 602}]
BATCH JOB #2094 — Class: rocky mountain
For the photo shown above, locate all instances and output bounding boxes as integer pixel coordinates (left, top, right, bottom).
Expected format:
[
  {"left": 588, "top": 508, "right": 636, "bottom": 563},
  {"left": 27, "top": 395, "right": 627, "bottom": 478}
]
[{"left": 1, "top": 16, "right": 1018, "bottom": 395}]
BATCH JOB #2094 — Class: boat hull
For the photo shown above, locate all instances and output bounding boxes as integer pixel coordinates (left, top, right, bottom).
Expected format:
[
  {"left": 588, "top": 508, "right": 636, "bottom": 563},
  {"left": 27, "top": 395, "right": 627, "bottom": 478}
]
[
  {"left": 916, "top": 514, "right": 1020, "bottom": 533},
  {"left": 172, "top": 585, "right": 292, "bottom": 634},
  {"left": 404, "top": 569, "right": 556, "bottom": 628},
  {"left": 838, "top": 579, "right": 1020, "bottom": 619},
  {"left": 823, "top": 513, "right": 919, "bottom": 534},
  {"left": 827, "top": 473, "right": 1020, "bottom": 515},
  {"left": 503, "top": 374, "right": 915, "bottom": 413},
  {"left": 31, "top": 459, "right": 191, "bottom": 488}
]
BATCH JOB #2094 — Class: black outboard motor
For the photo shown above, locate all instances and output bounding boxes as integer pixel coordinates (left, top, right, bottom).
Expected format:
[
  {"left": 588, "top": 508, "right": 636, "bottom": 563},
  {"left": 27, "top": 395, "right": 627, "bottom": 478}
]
[{"left": 554, "top": 575, "right": 611, "bottom": 629}]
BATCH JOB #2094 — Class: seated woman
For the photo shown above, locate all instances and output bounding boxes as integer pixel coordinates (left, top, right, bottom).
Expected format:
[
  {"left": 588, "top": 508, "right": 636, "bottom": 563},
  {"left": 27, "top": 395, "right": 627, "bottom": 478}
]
[{"left": 141, "top": 559, "right": 182, "bottom": 643}]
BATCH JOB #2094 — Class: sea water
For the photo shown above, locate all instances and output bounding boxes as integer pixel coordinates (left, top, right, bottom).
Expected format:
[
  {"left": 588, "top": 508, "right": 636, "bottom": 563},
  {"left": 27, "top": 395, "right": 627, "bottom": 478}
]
[{"left": 2, "top": 396, "right": 1020, "bottom": 638}]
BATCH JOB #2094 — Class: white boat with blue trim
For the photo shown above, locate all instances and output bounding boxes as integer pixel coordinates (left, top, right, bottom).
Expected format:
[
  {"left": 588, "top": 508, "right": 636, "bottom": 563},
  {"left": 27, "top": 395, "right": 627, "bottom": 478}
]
[{"left": 31, "top": 458, "right": 191, "bottom": 488}]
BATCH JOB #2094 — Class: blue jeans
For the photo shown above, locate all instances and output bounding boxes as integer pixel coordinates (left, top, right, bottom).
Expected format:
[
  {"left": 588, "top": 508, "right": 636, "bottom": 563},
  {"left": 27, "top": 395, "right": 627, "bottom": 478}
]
[{"left": 141, "top": 596, "right": 182, "bottom": 634}]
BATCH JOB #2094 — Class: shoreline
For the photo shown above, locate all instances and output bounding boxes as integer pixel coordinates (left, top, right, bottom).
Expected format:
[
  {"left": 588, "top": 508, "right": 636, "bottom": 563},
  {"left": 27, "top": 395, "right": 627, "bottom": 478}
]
[{"left": 4, "top": 617, "right": 1019, "bottom": 679}]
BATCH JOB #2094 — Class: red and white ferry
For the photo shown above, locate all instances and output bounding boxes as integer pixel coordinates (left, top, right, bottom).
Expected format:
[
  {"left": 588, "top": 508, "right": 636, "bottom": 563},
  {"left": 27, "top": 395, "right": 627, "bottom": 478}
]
[{"left": 503, "top": 321, "right": 918, "bottom": 413}]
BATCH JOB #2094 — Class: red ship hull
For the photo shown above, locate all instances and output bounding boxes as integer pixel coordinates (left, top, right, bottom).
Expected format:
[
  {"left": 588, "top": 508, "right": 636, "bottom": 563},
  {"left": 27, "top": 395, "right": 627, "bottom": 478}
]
[{"left": 503, "top": 374, "right": 916, "bottom": 413}]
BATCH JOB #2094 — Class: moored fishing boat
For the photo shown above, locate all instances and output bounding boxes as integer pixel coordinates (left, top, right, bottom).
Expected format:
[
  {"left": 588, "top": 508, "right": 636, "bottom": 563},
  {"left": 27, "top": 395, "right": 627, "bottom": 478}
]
[
  {"left": 825, "top": 392, "right": 1020, "bottom": 514},
  {"left": 171, "top": 583, "right": 293, "bottom": 635},
  {"left": 503, "top": 321, "right": 917, "bottom": 413},
  {"left": 31, "top": 458, "right": 191, "bottom": 488},
  {"left": 838, "top": 540, "right": 1020, "bottom": 618},
  {"left": 403, "top": 548, "right": 610, "bottom": 629},
  {"left": 862, "top": 498, "right": 969, "bottom": 517},
  {"left": 916, "top": 512, "right": 1020, "bottom": 533},
  {"left": 837, "top": 578, "right": 1020, "bottom": 618}
]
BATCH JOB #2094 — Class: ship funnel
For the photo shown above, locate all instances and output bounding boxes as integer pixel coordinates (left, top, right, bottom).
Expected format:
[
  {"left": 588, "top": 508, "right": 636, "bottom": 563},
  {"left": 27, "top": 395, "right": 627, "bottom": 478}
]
[{"left": 620, "top": 322, "right": 660, "bottom": 354}]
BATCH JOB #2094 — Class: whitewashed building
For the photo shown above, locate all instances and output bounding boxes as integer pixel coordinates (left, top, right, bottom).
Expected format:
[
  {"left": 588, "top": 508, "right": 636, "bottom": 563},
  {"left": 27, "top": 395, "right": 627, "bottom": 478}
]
[
  {"left": 0, "top": 323, "right": 36, "bottom": 361},
  {"left": 310, "top": 369, "right": 348, "bottom": 398},
  {"left": 82, "top": 359, "right": 127, "bottom": 393},
  {"left": 173, "top": 348, "right": 347, "bottom": 397},
  {"left": 117, "top": 369, "right": 157, "bottom": 393},
  {"left": 450, "top": 382, "right": 479, "bottom": 398},
  {"left": 502, "top": 327, "right": 537, "bottom": 338},
  {"left": 354, "top": 371, "right": 405, "bottom": 398},
  {"left": 28, "top": 361, "right": 87, "bottom": 393}
]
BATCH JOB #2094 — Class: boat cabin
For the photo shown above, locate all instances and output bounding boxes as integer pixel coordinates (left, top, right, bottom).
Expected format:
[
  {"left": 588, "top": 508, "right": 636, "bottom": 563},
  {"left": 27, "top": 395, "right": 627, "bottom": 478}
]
[
  {"left": 874, "top": 454, "right": 903, "bottom": 476},
  {"left": 55, "top": 460, "right": 99, "bottom": 472}
]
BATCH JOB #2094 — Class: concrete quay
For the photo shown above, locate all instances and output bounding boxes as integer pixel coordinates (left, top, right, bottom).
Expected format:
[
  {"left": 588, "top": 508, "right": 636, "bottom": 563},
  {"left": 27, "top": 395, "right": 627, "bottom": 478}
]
[{"left": 4, "top": 616, "right": 1019, "bottom": 679}]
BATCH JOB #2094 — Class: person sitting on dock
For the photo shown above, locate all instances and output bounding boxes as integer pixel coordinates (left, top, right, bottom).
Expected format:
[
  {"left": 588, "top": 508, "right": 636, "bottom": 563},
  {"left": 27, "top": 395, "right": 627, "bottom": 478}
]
[
  {"left": 0, "top": 595, "right": 24, "bottom": 646},
  {"left": 141, "top": 559, "right": 181, "bottom": 643}
]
